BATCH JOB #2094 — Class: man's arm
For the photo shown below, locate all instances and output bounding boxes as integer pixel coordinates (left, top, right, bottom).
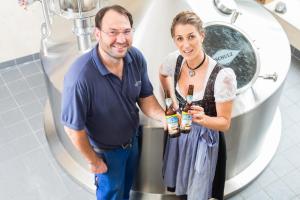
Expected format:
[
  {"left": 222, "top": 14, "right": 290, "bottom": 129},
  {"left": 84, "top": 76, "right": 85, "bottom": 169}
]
[
  {"left": 64, "top": 126, "right": 107, "bottom": 174},
  {"left": 138, "top": 95, "right": 165, "bottom": 122}
]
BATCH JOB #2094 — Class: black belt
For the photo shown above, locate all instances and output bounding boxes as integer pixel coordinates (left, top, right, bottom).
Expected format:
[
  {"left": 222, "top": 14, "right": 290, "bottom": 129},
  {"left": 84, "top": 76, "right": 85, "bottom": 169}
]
[{"left": 93, "top": 138, "right": 133, "bottom": 153}]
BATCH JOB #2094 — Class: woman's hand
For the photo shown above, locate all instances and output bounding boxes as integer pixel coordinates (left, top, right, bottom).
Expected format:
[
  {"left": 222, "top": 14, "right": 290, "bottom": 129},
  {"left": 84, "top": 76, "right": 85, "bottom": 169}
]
[
  {"left": 189, "top": 105, "right": 205, "bottom": 125},
  {"left": 18, "top": 0, "right": 34, "bottom": 9}
]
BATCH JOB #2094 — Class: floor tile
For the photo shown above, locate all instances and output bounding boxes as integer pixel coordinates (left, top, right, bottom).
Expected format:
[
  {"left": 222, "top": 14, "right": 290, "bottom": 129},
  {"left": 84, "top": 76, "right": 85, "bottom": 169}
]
[
  {"left": 22, "top": 147, "right": 53, "bottom": 174},
  {"left": 264, "top": 179, "right": 296, "bottom": 200},
  {"left": 0, "top": 85, "right": 11, "bottom": 100},
  {"left": 10, "top": 189, "right": 42, "bottom": 200},
  {"left": 0, "top": 96, "right": 17, "bottom": 113},
  {"left": 0, "top": 67, "right": 22, "bottom": 83},
  {"left": 239, "top": 181, "right": 262, "bottom": 199},
  {"left": 291, "top": 196, "right": 300, "bottom": 200},
  {"left": 1, "top": 108, "right": 25, "bottom": 127},
  {"left": 269, "top": 153, "right": 295, "bottom": 177},
  {"left": 0, "top": 120, "right": 32, "bottom": 145},
  {"left": 0, "top": 143, "right": 17, "bottom": 162},
  {"left": 32, "top": 85, "right": 47, "bottom": 99},
  {"left": 0, "top": 127, "right": 12, "bottom": 145},
  {"left": 6, "top": 78, "right": 31, "bottom": 95},
  {"left": 18, "top": 62, "right": 42, "bottom": 77},
  {"left": 281, "top": 145, "right": 300, "bottom": 169},
  {"left": 39, "top": 97, "right": 48, "bottom": 106},
  {"left": 284, "top": 83, "right": 300, "bottom": 104},
  {"left": 256, "top": 168, "right": 278, "bottom": 188},
  {"left": 282, "top": 169, "right": 300, "bottom": 195},
  {"left": 11, "top": 134, "right": 41, "bottom": 157},
  {"left": 27, "top": 113, "right": 43, "bottom": 131},
  {"left": 13, "top": 89, "right": 38, "bottom": 106},
  {"left": 0, "top": 157, "right": 29, "bottom": 182},
  {"left": 26, "top": 73, "right": 45, "bottom": 88},
  {"left": 279, "top": 94, "right": 295, "bottom": 109},
  {"left": 20, "top": 100, "right": 43, "bottom": 118},
  {"left": 7, "top": 120, "right": 33, "bottom": 137},
  {"left": 227, "top": 194, "right": 244, "bottom": 200},
  {"left": 245, "top": 190, "right": 271, "bottom": 200},
  {"left": 285, "top": 68, "right": 300, "bottom": 87},
  {"left": 0, "top": 76, "right": 4, "bottom": 86},
  {"left": 34, "top": 129, "right": 47, "bottom": 145}
]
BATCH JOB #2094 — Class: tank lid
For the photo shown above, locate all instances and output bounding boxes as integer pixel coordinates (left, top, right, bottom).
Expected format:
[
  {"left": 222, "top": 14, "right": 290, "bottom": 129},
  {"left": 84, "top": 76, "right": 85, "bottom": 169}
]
[{"left": 203, "top": 22, "right": 259, "bottom": 94}]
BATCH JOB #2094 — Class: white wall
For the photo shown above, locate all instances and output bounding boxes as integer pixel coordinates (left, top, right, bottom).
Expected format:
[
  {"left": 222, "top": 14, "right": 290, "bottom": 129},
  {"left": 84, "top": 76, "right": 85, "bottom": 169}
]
[{"left": 0, "top": 1, "right": 44, "bottom": 62}]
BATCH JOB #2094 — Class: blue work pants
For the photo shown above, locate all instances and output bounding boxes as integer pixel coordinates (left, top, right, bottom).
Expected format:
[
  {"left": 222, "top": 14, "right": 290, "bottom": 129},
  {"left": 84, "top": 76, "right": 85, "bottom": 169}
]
[{"left": 95, "top": 135, "right": 139, "bottom": 200}]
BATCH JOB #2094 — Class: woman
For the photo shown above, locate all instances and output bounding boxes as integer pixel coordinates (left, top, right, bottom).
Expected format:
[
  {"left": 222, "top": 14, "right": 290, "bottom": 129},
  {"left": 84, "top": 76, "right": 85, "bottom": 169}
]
[{"left": 160, "top": 11, "right": 237, "bottom": 200}]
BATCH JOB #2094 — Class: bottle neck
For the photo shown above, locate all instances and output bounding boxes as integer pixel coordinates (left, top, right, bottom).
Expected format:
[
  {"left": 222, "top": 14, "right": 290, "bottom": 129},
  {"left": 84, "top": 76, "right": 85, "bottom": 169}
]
[
  {"left": 165, "top": 98, "right": 172, "bottom": 108},
  {"left": 186, "top": 94, "right": 193, "bottom": 104}
]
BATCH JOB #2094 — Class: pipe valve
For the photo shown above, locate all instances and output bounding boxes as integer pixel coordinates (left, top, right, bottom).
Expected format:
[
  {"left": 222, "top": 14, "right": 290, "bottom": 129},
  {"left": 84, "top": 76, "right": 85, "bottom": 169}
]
[{"left": 258, "top": 72, "right": 278, "bottom": 82}]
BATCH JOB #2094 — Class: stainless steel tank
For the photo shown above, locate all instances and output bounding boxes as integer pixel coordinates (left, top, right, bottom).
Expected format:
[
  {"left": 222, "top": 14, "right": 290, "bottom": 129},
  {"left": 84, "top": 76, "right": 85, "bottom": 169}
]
[{"left": 33, "top": 0, "right": 291, "bottom": 199}]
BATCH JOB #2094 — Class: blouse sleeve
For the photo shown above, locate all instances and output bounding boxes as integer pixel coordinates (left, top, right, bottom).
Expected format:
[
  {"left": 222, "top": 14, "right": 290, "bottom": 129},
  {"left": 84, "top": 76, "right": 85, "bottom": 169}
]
[
  {"left": 159, "top": 51, "right": 180, "bottom": 76},
  {"left": 214, "top": 68, "right": 237, "bottom": 103}
]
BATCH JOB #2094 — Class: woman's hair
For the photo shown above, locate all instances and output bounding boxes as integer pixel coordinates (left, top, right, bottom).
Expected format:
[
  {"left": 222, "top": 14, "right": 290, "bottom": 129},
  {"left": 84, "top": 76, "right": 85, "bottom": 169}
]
[{"left": 170, "top": 11, "right": 204, "bottom": 37}]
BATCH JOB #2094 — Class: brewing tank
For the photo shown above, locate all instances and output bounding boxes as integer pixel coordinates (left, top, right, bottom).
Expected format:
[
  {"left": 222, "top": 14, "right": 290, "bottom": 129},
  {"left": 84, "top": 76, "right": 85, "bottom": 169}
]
[{"left": 38, "top": 0, "right": 291, "bottom": 198}]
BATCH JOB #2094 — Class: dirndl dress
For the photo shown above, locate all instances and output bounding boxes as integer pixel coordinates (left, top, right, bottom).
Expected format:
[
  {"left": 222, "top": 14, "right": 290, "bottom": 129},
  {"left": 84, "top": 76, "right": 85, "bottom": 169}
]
[
  {"left": 162, "top": 55, "right": 225, "bottom": 200},
  {"left": 162, "top": 123, "right": 219, "bottom": 199}
]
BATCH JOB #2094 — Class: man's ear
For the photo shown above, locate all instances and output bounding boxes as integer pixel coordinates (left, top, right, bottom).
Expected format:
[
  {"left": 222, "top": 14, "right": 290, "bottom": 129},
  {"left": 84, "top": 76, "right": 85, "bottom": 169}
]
[{"left": 94, "top": 27, "right": 101, "bottom": 40}]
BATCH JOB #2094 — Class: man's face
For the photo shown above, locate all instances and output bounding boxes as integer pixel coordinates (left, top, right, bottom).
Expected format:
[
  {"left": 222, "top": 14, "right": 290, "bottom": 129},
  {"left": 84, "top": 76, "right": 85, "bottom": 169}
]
[{"left": 95, "top": 10, "right": 133, "bottom": 60}]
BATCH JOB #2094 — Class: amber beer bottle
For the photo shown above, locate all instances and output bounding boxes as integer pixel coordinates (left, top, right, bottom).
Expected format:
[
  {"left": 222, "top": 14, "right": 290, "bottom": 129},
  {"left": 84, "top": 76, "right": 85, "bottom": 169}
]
[
  {"left": 180, "top": 85, "right": 194, "bottom": 133},
  {"left": 165, "top": 90, "right": 180, "bottom": 138}
]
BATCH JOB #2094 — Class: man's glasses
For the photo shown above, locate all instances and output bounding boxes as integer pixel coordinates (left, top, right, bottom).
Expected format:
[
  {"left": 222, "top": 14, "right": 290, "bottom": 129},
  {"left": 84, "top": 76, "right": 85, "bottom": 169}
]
[{"left": 100, "top": 28, "right": 134, "bottom": 37}]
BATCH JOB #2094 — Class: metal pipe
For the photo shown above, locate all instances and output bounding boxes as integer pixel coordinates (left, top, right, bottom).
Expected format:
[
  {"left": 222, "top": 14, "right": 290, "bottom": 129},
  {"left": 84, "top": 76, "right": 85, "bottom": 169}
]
[
  {"left": 73, "top": 17, "right": 93, "bottom": 51},
  {"left": 230, "top": 10, "right": 241, "bottom": 24},
  {"left": 40, "top": 0, "right": 52, "bottom": 37}
]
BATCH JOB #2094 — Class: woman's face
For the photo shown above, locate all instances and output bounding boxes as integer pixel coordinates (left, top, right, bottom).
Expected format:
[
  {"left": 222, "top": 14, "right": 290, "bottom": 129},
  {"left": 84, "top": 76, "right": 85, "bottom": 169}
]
[{"left": 173, "top": 24, "right": 204, "bottom": 61}]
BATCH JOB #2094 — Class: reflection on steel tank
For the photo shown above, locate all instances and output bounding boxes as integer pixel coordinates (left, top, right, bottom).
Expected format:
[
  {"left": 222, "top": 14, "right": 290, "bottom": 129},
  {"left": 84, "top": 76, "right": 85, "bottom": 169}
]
[{"left": 25, "top": 0, "right": 290, "bottom": 199}]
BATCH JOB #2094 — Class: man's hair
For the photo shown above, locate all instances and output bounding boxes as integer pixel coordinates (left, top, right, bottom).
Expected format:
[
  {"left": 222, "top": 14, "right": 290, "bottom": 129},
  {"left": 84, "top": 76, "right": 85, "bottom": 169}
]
[
  {"left": 171, "top": 11, "right": 204, "bottom": 38},
  {"left": 95, "top": 5, "right": 133, "bottom": 29}
]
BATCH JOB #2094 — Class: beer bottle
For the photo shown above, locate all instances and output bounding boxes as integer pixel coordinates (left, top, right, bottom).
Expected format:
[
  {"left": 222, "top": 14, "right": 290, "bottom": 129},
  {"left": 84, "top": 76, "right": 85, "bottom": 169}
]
[
  {"left": 180, "top": 84, "right": 194, "bottom": 133},
  {"left": 165, "top": 90, "right": 180, "bottom": 138}
]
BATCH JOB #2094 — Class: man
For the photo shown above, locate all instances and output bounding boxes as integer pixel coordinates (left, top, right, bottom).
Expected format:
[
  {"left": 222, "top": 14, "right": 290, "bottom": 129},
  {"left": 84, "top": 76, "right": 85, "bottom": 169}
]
[{"left": 61, "top": 5, "right": 165, "bottom": 200}]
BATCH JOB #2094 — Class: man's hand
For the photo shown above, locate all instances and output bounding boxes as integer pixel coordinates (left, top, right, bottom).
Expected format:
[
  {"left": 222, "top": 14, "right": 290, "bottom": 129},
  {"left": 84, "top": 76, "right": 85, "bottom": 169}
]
[{"left": 89, "top": 157, "right": 108, "bottom": 174}]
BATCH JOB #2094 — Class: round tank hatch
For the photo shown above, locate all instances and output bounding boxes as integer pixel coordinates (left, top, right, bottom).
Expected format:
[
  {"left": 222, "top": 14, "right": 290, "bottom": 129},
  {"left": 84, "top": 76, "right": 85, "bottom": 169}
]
[{"left": 203, "top": 22, "right": 259, "bottom": 94}]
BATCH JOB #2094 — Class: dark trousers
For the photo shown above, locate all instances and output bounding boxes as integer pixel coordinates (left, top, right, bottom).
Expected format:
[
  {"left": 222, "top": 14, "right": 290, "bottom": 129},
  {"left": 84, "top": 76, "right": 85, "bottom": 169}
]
[{"left": 211, "top": 132, "right": 226, "bottom": 200}]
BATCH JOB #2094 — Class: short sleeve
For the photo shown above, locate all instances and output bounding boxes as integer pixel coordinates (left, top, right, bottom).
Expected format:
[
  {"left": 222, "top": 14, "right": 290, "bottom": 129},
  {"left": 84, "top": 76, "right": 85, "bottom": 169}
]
[
  {"left": 133, "top": 49, "right": 153, "bottom": 98},
  {"left": 61, "top": 81, "right": 88, "bottom": 131},
  {"left": 139, "top": 58, "right": 154, "bottom": 98},
  {"left": 159, "top": 51, "right": 180, "bottom": 76},
  {"left": 214, "top": 68, "right": 237, "bottom": 103}
]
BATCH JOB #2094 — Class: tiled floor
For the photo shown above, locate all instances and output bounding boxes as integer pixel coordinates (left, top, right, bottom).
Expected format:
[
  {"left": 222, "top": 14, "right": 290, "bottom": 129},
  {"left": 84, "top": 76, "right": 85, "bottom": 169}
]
[{"left": 0, "top": 54, "right": 300, "bottom": 200}]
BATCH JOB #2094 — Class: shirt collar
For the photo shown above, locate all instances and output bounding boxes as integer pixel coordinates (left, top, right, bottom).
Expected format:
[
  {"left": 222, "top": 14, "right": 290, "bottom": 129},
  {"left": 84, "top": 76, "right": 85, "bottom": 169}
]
[{"left": 91, "top": 44, "right": 133, "bottom": 76}]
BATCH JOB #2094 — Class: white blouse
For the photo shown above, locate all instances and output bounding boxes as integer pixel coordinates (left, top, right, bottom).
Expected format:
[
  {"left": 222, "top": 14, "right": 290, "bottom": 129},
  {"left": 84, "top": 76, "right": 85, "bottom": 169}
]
[{"left": 160, "top": 51, "right": 237, "bottom": 103}]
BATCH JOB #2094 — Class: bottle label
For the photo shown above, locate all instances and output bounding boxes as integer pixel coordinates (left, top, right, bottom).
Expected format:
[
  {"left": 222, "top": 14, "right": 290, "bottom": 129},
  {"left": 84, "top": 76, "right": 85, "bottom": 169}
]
[
  {"left": 166, "top": 114, "right": 179, "bottom": 134},
  {"left": 165, "top": 98, "right": 172, "bottom": 108},
  {"left": 181, "top": 111, "right": 192, "bottom": 131},
  {"left": 186, "top": 95, "right": 193, "bottom": 104}
]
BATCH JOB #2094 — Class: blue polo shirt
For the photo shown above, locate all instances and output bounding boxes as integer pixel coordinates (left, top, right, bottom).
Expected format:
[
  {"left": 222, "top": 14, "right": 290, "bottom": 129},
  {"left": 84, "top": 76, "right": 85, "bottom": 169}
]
[{"left": 61, "top": 45, "right": 153, "bottom": 148}]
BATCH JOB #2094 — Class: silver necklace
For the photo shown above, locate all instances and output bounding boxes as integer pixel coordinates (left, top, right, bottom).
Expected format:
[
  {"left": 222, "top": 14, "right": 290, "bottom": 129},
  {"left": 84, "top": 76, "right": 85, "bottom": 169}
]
[{"left": 186, "top": 53, "right": 206, "bottom": 77}]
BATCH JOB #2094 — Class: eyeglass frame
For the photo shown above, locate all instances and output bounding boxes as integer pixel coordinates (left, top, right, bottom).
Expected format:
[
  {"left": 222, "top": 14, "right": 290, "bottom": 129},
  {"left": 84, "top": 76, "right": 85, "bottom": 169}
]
[{"left": 98, "top": 28, "right": 135, "bottom": 37}]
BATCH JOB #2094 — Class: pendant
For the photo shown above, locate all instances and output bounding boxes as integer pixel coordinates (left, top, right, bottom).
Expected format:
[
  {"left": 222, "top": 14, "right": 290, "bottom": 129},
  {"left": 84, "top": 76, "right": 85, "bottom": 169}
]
[{"left": 189, "top": 69, "right": 195, "bottom": 77}]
